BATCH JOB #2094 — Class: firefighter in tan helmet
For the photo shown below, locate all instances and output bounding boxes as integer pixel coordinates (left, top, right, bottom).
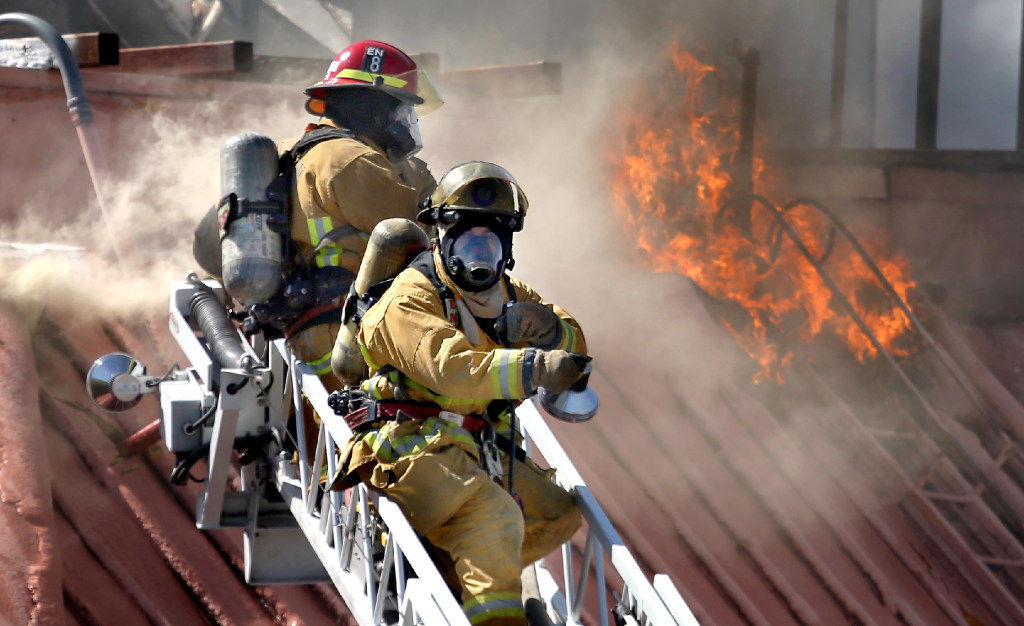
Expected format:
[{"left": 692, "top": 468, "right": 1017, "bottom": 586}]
[
  {"left": 332, "top": 162, "right": 589, "bottom": 626},
  {"left": 283, "top": 40, "right": 441, "bottom": 387}
]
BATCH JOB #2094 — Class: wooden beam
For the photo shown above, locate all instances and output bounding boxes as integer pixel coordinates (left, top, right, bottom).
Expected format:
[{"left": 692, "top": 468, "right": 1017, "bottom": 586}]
[
  {"left": 0, "top": 65, "right": 298, "bottom": 105},
  {"left": 440, "top": 61, "right": 561, "bottom": 98},
  {"left": 0, "top": 32, "right": 119, "bottom": 70},
  {"left": 113, "top": 41, "right": 253, "bottom": 76}
]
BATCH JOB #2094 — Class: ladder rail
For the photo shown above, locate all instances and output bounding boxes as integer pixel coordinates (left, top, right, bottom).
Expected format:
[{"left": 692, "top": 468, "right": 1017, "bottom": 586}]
[
  {"left": 288, "top": 348, "right": 693, "bottom": 625},
  {"left": 517, "top": 401, "right": 690, "bottom": 626},
  {"left": 286, "top": 347, "right": 469, "bottom": 626},
  {"left": 165, "top": 280, "right": 693, "bottom": 625}
]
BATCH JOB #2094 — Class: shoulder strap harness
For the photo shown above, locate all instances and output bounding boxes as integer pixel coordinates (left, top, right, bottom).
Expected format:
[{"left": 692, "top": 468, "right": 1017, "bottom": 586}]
[{"left": 215, "top": 125, "right": 356, "bottom": 264}]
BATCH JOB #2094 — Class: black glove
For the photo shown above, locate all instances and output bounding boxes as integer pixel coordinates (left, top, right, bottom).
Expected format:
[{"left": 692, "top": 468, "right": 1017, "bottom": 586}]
[
  {"left": 532, "top": 350, "right": 588, "bottom": 394},
  {"left": 499, "top": 302, "right": 561, "bottom": 348}
]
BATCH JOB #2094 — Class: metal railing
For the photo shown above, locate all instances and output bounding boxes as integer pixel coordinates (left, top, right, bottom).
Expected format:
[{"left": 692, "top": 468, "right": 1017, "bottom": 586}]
[
  {"left": 280, "top": 347, "right": 468, "bottom": 626},
  {"left": 516, "top": 402, "right": 698, "bottom": 626},
  {"left": 168, "top": 278, "right": 695, "bottom": 625},
  {"left": 275, "top": 341, "right": 695, "bottom": 626}
]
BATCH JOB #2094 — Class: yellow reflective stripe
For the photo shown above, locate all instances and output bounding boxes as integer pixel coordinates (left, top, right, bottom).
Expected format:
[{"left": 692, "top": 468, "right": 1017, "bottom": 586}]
[
  {"left": 337, "top": 68, "right": 408, "bottom": 88},
  {"left": 306, "top": 216, "right": 343, "bottom": 268},
  {"left": 511, "top": 351, "right": 524, "bottom": 397},
  {"left": 464, "top": 592, "right": 524, "bottom": 623},
  {"left": 391, "top": 418, "right": 443, "bottom": 456},
  {"left": 489, "top": 354, "right": 503, "bottom": 398},
  {"left": 449, "top": 429, "right": 477, "bottom": 449},
  {"left": 362, "top": 430, "right": 398, "bottom": 462},
  {"left": 556, "top": 320, "right": 578, "bottom": 352},
  {"left": 360, "top": 376, "right": 384, "bottom": 399},
  {"left": 488, "top": 349, "right": 522, "bottom": 399},
  {"left": 357, "top": 419, "right": 477, "bottom": 463},
  {"left": 359, "top": 417, "right": 471, "bottom": 463},
  {"left": 358, "top": 343, "right": 382, "bottom": 371},
  {"left": 317, "top": 251, "right": 342, "bottom": 268},
  {"left": 307, "top": 350, "right": 333, "bottom": 375},
  {"left": 305, "top": 217, "right": 321, "bottom": 243}
]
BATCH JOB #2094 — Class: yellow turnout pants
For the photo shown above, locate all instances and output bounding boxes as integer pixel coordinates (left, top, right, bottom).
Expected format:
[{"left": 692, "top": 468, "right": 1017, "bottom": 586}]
[{"left": 361, "top": 444, "right": 580, "bottom": 625}]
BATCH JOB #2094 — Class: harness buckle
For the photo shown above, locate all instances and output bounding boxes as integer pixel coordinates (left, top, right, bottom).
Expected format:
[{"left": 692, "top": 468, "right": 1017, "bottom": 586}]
[{"left": 478, "top": 426, "right": 503, "bottom": 481}]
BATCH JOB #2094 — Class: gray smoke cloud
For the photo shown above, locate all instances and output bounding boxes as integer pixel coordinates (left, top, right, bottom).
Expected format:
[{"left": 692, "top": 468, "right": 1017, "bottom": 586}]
[{"left": 0, "top": 94, "right": 306, "bottom": 327}]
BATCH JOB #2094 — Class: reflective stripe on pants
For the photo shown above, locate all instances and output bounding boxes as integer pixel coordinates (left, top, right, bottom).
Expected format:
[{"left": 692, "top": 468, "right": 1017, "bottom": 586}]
[{"left": 364, "top": 446, "right": 525, "bottom": 617}]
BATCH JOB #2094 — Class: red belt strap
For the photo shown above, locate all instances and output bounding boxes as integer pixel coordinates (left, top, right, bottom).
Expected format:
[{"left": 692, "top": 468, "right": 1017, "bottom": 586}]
[{"left": 283, "top": 299, "right": 343, "bottom": 338}]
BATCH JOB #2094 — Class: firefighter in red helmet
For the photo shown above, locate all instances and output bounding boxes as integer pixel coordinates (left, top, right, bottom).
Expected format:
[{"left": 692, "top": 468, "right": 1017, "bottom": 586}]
[{"left": 284, "top": 40, "right": 442, "bottom": 387}]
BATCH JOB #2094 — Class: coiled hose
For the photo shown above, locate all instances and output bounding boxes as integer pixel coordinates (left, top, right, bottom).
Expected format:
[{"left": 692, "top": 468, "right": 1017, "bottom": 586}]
[{"left": 188, "top": 281, "right": 248, "bottom": 370}]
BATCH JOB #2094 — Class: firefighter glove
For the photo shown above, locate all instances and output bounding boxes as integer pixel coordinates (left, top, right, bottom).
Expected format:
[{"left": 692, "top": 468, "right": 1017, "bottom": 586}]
[
  {"left": 532, "top": 349, "right": 586, "bottom": 394},
  {"left": 499, "top": 302, "right": 561, "bottom": 348}
]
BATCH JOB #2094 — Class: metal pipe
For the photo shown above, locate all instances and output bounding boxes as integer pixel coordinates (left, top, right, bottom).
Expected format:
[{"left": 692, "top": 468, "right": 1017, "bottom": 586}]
[
  {"left": 727, "top": 42, "right": 759, "bottom": 236},
  {"left": 915, "top": 0, "right": 942, "bottom": 149},
  {"left": 0, "top": 13, "right": 92, "bottom": 125},
  {"left": 0, "top": 13, "right": 127, "bottom": 264},
  {"left": 830, "top": 0, "right": 850, "bottom": 147},
  {"left": 780, "top": 198, "right": 991, "bottom": 419}
]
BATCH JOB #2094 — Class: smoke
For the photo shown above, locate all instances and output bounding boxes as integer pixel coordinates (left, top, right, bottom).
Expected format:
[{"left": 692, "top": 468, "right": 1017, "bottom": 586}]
[{"left": 0, "top": 93, "right": 306, "bottom": 329}]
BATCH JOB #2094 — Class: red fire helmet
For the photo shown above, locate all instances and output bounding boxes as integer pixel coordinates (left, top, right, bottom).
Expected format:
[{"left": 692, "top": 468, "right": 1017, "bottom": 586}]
[{"left": 305, "top": 40, "right": 443, "bottom": 116}]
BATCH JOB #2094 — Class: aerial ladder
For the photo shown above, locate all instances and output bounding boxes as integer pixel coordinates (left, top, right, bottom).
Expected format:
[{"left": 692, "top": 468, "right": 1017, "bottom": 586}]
[{"left": 86, "top": 275, "right": 698, "bottom": 626}]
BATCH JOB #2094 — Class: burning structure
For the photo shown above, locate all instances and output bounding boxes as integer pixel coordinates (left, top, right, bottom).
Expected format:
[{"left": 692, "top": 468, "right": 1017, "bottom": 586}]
[
  {"left": 608, "top": 44, "right": 919, "bottom": 381},
  {"left": 5, "top": 1, "right": 1024, "bottom": 625}
]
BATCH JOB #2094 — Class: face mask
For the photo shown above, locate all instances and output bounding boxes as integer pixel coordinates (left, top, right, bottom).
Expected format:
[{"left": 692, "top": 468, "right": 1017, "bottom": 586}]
[
  {"left": 443, "top": 225, "right": 506, "bottom": 292},
  {"left": 384, "top": 103, "right": 422, "bottom": 161}
]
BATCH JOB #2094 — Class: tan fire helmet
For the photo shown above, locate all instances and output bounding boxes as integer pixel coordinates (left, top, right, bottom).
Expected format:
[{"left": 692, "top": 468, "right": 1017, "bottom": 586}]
[{"left": 417, "top": 161, "right": 529, "bottom": 232}]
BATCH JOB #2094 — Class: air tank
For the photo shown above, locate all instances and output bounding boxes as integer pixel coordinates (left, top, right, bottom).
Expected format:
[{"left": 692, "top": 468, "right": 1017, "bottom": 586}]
[
  {"left": 220, "top": 132, "right": 282, "bottom": 304},
  {"left": 332, "top": 218, "right": 429, "bottom": 385}
]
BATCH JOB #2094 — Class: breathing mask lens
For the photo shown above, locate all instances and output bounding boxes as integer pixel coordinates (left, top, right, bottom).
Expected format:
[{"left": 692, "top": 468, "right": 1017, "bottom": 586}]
[
  {"left": 449, "top": 226, "right": 504, "bottom": 291},
  {"left": 385, "top": 103, "right": 422, "bottom": 160}
]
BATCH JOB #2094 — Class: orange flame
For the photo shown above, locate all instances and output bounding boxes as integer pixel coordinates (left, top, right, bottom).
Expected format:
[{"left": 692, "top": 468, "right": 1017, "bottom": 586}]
[{"left": 607, "top": 44, "right": 916, "bottom": 381}]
